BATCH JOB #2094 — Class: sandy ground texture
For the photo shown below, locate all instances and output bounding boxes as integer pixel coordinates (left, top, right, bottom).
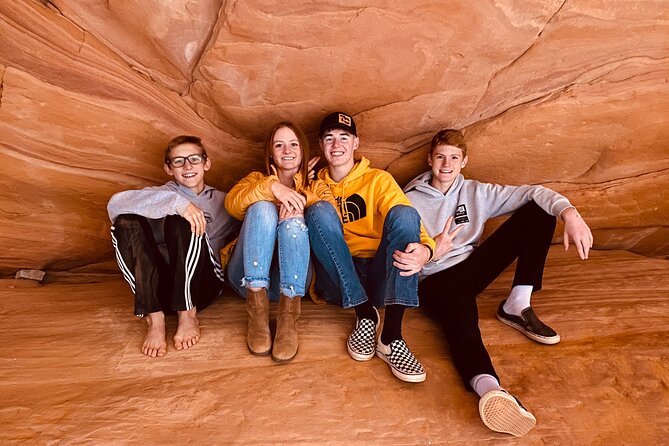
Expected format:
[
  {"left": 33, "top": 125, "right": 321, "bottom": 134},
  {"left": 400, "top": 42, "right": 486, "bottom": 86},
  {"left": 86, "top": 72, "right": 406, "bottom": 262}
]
[{"left": 2, "top": 247, "right": 668, "bottom": 445}]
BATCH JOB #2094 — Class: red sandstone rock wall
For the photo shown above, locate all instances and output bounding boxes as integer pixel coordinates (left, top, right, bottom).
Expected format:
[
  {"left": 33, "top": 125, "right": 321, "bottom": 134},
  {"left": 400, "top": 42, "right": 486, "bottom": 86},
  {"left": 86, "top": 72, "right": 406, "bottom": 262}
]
[{"left": 0, "top": 0, "right": 667, "bottom": 275}]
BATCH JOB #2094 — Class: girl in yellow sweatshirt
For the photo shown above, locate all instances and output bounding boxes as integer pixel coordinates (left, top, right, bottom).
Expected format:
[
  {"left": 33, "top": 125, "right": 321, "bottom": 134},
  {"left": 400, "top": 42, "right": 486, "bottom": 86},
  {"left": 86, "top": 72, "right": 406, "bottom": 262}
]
[{"left": 224, "top": 122, "right": 334, "bottom": 363}]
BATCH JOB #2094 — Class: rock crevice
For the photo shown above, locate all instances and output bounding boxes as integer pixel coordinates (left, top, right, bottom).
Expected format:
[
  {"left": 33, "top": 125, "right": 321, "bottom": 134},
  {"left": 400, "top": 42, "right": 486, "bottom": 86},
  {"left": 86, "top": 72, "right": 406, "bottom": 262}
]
[{"left": 0, "top": 1, "right": 667, "bottom": 275}]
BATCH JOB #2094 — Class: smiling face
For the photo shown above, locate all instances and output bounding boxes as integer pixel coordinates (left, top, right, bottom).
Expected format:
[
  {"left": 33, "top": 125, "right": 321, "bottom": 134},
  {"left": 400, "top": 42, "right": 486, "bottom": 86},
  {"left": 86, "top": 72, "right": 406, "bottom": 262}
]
[
  {"left": 428, "top": 144, "right": 468, "bottom": 194},
  {"left": 271, "top": 126, "right": 303, "bottom": 175},
  {"left": 319, "top": 128, "right": 359, "bottom": 181},
  {"left": 164, "top": 142, "right": 211, "bottom": 194}
]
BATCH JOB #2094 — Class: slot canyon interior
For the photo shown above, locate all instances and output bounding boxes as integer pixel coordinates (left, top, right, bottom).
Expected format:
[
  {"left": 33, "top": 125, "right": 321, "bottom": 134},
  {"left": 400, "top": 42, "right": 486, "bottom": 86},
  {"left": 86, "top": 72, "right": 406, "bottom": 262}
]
[{"left": 1, "top": 1, "right": 668, "bottom": 444}]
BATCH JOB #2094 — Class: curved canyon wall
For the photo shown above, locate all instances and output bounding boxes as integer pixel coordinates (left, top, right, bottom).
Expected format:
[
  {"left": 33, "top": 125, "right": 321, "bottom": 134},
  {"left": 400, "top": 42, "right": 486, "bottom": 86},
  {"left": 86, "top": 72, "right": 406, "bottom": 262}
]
[{"left": 0, "top": 0, "right": 667, "bottom": 276}]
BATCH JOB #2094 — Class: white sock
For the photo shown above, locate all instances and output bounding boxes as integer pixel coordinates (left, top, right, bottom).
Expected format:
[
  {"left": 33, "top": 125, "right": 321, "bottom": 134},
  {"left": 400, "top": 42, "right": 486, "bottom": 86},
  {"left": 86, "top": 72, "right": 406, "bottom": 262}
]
[
  {"left": 503, "top": 285, "right": 533, "bottom": 316},
  {"left": 470, "top": 374, "right": 503, "bottom": 398}
]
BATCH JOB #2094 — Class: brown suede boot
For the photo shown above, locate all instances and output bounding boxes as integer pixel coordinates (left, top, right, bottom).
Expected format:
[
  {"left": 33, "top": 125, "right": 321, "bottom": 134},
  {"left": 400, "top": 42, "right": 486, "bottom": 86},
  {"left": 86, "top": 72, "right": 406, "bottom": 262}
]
[
  {"left": 246, "top": 288, "right": 271, "bottom": 355},
  {"left": 272, "top": 294, "right": 301, "bottom": 363}
]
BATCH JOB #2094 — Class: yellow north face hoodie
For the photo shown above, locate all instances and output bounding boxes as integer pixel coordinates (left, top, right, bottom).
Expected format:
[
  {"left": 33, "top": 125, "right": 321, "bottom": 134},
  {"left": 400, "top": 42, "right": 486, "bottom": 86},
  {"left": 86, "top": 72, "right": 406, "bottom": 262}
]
[{"left": 317, "top": 156, "right": 435, "bottom": 258}]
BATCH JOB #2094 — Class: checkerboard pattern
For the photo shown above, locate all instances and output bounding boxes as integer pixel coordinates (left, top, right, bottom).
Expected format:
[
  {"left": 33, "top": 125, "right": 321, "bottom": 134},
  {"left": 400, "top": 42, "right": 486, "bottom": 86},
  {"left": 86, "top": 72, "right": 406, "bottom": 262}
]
[
  {"left": 347, "top": 317, "right": 378, "bottom": 361},
  {"left": 376, "top": 339, "right": 426, "bottom": 382}
]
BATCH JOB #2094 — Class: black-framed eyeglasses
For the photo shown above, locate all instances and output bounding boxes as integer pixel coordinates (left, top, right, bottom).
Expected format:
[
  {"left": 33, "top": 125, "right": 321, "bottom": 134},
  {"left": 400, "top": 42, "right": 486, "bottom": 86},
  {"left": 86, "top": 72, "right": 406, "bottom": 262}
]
[{"left": 168, "top": 153, "right": 206, "bottom": 168}]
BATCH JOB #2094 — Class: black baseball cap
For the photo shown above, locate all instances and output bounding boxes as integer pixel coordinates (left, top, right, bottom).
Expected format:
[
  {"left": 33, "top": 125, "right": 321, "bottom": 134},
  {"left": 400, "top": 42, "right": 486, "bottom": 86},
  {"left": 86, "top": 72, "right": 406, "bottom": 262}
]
[{"left": 319, "top": 112, "right": 357, "bottom": 138}]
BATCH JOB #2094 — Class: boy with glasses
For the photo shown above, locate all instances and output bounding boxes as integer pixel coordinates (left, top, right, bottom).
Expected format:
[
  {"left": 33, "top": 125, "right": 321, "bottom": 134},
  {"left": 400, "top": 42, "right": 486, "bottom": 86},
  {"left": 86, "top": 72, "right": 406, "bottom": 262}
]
[{"left": 108, "top": 135, "right": 239, "bottom": 357}]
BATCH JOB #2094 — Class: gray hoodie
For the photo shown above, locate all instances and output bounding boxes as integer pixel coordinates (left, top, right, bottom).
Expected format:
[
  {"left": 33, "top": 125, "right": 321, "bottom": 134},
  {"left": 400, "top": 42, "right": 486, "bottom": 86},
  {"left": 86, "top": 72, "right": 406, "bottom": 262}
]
[
  {"left": 107, "top": 181, "right": 239, "bottom": 262},
  {"left": 404, "top": 172, "right": 573, "bottom": 278}
]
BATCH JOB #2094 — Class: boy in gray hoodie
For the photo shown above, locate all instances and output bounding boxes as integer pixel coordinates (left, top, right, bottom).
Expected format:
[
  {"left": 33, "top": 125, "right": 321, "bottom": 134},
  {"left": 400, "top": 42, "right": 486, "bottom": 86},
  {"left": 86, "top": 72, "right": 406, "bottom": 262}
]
[
  {"left": 404, "top": 129, "right": 593, "bottom": 436},
  {"left": 108, "top": 135, "right": 239, "bottom": 358}
]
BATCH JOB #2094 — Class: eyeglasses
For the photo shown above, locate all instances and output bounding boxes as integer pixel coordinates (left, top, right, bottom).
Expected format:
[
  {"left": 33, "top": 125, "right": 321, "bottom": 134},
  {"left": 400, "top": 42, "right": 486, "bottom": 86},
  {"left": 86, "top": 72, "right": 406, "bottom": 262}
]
[{"left": 167, "top": 153, "right": 206, "bottom": 168}]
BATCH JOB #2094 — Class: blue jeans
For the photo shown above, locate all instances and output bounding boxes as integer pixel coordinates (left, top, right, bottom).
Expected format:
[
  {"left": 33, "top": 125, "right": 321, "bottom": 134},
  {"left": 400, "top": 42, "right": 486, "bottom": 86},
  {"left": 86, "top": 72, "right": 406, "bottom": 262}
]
[
  {"left": 305, "top": 201, "right": 421, "bottom": 308},
  {"left": 226, "top": 201, "right": 311, "bottom": 300}
]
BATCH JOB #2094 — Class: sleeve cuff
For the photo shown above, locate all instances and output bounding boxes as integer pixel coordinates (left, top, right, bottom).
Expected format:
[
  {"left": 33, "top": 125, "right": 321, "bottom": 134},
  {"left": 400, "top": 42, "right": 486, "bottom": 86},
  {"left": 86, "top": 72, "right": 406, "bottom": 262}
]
[{"left": 424, "top": 244, "right": 434, "bottom": 262}]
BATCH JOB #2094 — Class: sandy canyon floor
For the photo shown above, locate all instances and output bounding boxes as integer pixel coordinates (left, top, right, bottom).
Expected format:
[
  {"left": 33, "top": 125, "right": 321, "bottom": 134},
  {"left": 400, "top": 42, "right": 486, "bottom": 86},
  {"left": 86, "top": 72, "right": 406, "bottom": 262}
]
[{"left": 2, "top": 247, "right": 668, "bottom": 445}]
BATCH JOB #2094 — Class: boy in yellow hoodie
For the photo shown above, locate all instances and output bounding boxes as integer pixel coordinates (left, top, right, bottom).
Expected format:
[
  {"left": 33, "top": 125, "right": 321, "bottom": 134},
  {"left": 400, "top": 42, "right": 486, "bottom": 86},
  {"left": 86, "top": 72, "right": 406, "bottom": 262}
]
[{"left": 305, "top": 112, "right": 435, "bottom": 383}]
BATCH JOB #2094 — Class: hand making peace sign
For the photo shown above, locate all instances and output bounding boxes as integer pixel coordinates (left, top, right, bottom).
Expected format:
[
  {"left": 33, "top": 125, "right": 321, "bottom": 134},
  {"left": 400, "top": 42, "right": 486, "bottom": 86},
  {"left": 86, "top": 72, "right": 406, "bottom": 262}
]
[{"left": 432, "top": 216, "right": 464, "bottom": 261}]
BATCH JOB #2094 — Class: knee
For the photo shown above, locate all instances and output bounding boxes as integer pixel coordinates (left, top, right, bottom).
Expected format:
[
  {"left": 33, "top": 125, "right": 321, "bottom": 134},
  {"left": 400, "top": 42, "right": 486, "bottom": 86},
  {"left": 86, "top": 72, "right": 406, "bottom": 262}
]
[
  {"left": 519, "top": 201, "right": 556, "bottom": 228},
  {"left": 278, "top": 216, "right": 308, "bottom": 238},
  {"left": 164, "top": 214, "right": 192, "bottom": 236},
  {"left": 305, "top": 201, "right": 339, "bottom": 226},
  {"left": 385, "top": 204, "right": 420, "bottom": 228},
  {"left": 246, "top": 201, "right": 279, "bottom": 225},
  {"left": 113, "top": 214, "right": 144, "bottom": 231}
]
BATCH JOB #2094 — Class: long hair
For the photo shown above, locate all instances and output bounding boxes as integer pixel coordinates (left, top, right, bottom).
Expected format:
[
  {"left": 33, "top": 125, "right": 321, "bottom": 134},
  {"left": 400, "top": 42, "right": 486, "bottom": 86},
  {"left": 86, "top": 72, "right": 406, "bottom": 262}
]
[{"left": 264, "top": 122, "right": 310, "bottom": 184}]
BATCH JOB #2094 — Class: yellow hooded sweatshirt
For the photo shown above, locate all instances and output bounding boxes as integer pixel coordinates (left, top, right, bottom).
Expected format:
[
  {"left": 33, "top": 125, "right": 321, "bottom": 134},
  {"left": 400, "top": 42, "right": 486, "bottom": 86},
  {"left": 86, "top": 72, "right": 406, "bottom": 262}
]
[{"left": 317, "top": 157, "right": 435, "bottom": 258}]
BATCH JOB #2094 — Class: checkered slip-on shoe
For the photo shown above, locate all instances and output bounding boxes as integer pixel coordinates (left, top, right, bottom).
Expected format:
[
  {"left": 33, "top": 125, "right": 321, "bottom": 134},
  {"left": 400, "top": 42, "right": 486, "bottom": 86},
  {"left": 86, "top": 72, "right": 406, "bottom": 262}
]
[
  {"left": 376, "top": 339, "right": 426, "bottom": 383},
  {"left": 496, "top": 299, "right": 560, "bottom": 345},
  {"left": 346, "top": 307, "right": 380, "bottom": 361},
  {"left": 479, "top": 390, "right": 536, "bottom": 437}
]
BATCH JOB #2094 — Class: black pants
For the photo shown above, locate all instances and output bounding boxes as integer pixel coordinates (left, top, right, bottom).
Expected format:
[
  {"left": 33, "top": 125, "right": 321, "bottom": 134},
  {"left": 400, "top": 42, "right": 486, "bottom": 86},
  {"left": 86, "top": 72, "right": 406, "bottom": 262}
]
[
  {"left": 111, "top": 214, "right": 223, "bottom": 316},
  {"left": 418, "top": 201, "right": 556, "bottom": 389}
]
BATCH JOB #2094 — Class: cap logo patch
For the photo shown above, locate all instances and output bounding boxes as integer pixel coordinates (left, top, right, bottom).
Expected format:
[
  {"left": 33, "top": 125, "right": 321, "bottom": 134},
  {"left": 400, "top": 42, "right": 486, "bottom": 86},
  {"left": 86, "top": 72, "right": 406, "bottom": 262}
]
[{"left": 338, "top": 114, "right": 351, "bottom": 126}]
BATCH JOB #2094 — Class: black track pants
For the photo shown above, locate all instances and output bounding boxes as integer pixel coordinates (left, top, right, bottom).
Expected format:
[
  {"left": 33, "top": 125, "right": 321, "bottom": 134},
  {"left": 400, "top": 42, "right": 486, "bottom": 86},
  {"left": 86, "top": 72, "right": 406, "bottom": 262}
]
[
  {"left": 419, "top": 201, "right": 556, "bottom": 389},
  {"left": 111, "top": 214, "right": 223, "bottom": 316}
]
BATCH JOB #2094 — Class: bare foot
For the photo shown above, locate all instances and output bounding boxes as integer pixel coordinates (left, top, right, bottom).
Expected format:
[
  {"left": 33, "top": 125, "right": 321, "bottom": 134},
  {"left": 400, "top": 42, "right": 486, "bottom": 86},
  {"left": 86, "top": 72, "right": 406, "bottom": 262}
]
[
  {"left": 142, "top": 311, "right": 167, "bottom": 358},
  {"left": 174, "top": 307, "right": 200, "bottom": 350}
]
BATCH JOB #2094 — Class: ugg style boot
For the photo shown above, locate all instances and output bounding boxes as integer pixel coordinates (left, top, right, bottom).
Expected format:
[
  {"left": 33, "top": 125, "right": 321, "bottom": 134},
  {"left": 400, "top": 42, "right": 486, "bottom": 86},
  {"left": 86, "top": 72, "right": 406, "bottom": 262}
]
[
  {"left": 272, "top": 294, "right": 301, "bottom": 362},
  {"left": 246, "top": 288, "right": 271, "bottom": 355}
]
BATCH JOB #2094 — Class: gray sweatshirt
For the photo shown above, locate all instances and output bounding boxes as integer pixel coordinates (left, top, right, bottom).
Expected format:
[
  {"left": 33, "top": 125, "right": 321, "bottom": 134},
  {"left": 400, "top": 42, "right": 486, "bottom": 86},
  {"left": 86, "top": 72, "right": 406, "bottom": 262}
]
[
  {"left": 107, "top": 181, "right": 239, "bottom": 262},
  {"left": 404, "top": 172, "right": 573, "bottom": 278}
]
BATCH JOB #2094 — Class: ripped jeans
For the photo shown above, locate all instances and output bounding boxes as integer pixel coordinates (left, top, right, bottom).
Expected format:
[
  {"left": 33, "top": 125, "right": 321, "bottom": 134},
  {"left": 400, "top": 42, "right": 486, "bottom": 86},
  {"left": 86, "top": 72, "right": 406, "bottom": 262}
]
[{"left": 226, "top": 201, "right": 311, "bottom": 301}]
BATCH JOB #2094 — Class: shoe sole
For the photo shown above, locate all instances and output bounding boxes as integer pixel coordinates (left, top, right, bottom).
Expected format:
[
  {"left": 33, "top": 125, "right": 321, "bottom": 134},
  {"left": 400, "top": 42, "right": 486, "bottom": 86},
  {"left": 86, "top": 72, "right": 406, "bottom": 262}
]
[
  {"left": 272, "top": 349, "right": 298, "bottom": 363},
  {"left": 247, "top": 343, "right": 271, "bottom": 356},
  {"left": 479, "top": 390, "right": 536, "bottom": 437},
  {"left": 496, "top": 314, "right": 561, "bottom": 345},
  {"left": 376, "top": 350, "right": 426, "bottom": 383},
  {"left": 347, "top": 343, "right": 375, "bottom": 361}
]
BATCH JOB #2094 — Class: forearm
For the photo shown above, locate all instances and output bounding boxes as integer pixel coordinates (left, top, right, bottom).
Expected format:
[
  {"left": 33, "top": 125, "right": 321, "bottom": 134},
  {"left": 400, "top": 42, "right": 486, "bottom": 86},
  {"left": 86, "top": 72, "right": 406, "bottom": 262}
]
[{"left": 107, "top": 188, "right": 187, "bottom": 222}]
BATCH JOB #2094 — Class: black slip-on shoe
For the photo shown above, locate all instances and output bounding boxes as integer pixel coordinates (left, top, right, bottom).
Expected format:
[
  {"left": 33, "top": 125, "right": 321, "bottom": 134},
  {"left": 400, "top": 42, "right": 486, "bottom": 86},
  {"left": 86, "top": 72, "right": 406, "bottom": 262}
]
[{"left": 496, "top": 300, "right": 560, "bottom": 345}]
